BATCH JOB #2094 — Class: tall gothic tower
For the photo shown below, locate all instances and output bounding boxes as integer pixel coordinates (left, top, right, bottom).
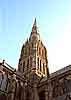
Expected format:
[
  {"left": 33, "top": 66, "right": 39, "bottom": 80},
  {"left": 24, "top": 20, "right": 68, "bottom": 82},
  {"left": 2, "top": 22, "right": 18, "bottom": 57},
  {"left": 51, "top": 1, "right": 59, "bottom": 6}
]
[{"left": 18, "top": 18, "right": 49, "bottom": 78}]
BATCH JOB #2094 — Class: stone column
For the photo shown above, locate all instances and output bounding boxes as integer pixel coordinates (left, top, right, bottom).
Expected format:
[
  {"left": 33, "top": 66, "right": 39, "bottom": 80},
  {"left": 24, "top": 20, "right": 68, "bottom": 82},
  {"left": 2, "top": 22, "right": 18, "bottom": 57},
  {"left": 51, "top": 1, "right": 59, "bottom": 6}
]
[
  {"left": 33, "top": 84, "right": 39, "bottom": 100},
  {"left": 45, "top": 88, "right": 49, "bottom": 100},
  {"left": 7, "top": 74, "right": 16, "bottom": 100},
  {"left": 23, "top": 84, "right": 26, "bottom": 100},
  {"left": 48, "top": 79, "right": 53, "bottom": 100}
]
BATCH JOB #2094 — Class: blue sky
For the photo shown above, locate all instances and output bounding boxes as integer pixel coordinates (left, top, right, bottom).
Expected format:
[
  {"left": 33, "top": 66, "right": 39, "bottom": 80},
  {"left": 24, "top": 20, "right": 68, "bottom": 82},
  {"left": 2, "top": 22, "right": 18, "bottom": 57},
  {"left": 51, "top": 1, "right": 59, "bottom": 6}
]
[{"left": 0, "top": 0, "right": 71, "bottom": 73}]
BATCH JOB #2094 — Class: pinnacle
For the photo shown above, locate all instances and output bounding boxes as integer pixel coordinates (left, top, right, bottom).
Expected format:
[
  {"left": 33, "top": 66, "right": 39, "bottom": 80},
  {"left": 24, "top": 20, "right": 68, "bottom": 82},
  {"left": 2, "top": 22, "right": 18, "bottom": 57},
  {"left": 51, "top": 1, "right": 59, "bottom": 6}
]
[
  {"left": 33, "top": 18, "right": 37, "bottom": 26},
  {"left": 29, "top": 18, "right": 40, "bottom": 40},
  {"left": 32, "top": 18, "right": 37, "bottom": 33}
]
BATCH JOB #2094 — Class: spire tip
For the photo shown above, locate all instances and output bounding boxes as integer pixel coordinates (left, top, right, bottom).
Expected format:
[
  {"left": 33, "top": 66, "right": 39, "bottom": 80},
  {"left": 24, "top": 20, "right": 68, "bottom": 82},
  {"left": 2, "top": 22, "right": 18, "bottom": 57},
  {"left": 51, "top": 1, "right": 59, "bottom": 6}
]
[{"left": 34, "top": 18, "right": 37, "bottom": 26}]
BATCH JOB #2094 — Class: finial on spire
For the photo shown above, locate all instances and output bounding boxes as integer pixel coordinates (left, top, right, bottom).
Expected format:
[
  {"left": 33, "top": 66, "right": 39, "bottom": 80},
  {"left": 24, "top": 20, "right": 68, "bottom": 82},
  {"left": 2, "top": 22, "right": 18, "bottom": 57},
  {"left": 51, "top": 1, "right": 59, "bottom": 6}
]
[
  {"left": 30, "top": 18, "right": 37, "bottom": 35},
  {"left": 32, "top": 18, "right": 37, "bottom": 31},
  {"left": 29, "top": 18, "right": 40, "bottom": 41},
  {"left": 33, "top": 18, "right": 37, "bottom": 26}
]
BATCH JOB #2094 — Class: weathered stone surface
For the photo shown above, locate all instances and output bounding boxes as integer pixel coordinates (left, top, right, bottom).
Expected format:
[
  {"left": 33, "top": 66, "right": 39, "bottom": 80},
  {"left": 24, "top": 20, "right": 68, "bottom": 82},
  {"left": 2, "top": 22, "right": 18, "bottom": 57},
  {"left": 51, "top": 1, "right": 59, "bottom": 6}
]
[{"left": 0, "top": 19, "right": 71, "bottom": 100}]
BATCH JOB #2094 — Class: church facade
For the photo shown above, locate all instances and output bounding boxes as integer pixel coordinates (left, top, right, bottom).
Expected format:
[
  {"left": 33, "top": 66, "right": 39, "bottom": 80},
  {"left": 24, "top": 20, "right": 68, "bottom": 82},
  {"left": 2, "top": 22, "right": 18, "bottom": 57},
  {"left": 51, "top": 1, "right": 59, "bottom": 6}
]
[{"left": 0, "top": 19, "right": 71, "bottom": 100}]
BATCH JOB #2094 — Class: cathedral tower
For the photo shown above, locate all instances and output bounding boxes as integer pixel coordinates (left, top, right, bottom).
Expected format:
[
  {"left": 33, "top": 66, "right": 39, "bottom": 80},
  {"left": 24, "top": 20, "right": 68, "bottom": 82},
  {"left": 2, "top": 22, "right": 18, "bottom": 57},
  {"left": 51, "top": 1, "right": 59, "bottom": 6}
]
[{"left": 18, "top": 18, "right": 49, "bottom": 77}]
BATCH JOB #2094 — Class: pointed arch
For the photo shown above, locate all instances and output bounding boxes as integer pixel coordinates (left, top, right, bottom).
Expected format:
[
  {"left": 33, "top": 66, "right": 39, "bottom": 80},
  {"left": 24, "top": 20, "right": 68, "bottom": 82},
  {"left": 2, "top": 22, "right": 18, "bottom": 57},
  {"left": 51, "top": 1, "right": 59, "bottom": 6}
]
[{"left": 65, "top": 95, "right": 71, "bottom": 100}]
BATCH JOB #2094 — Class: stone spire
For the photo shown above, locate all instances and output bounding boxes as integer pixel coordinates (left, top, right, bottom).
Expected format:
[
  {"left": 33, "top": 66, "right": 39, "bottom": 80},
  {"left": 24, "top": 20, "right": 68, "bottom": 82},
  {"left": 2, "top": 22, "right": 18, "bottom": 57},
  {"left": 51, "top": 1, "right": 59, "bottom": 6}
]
[
  {"left": 31, "top": 18, "right": 37, "bottom": 34},
  {"left": 18, "top": 18, "right": 49, "bottom": 78},
  {"left": 29, "top": 18, "right": 40, "bottom": 41},
  {"left": 33, "top": 18, "right": 37, "bottom": 26}
]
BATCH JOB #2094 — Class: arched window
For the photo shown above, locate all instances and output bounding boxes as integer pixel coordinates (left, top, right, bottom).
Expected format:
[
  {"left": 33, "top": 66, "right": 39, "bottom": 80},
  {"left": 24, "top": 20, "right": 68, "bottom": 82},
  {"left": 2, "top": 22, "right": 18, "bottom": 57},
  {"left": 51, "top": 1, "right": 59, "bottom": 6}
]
[
  {"left": 39, "top": 47, "right": 41, "bottom": 55},
  {"left": 27, "top": 59, "right": 29, "bottom": 71},
  {"left": 65, "top": 95, "right": 71, "bottom": 100},
  {"left": 1, "top": 73, "right": 7, "bottom": 91},
  {"left": 23, "top": 62, "right": 25, "bottom": 72},
  {"left": 32, "top": 42, "right": 33, "bottom": 47},
  {"left": 37, "top": 45, "right": 39, "bottom": 55},
  {"left": 24, "top": 48, "right": 27, "bottom": 55},
  {"left": 18, "top": 63, "right": 22, "bottom": 72},
  {"left": 40, "top": 60, "right": 41, "bottom": 72},
  {"left": 42, "top": 49, "right": 44, "bottom": 57},
  {"left": 43, "top": 64, "right": 45, "bottom": 74},
  {"left": 37, "top": 58, "right": 39, "bottom": 70},
  {"left": 0, "top": 72, "right": 3, "bottom": 88},
  {"left": 29, "top": 47, "right": 31, "bottom": 54}
]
